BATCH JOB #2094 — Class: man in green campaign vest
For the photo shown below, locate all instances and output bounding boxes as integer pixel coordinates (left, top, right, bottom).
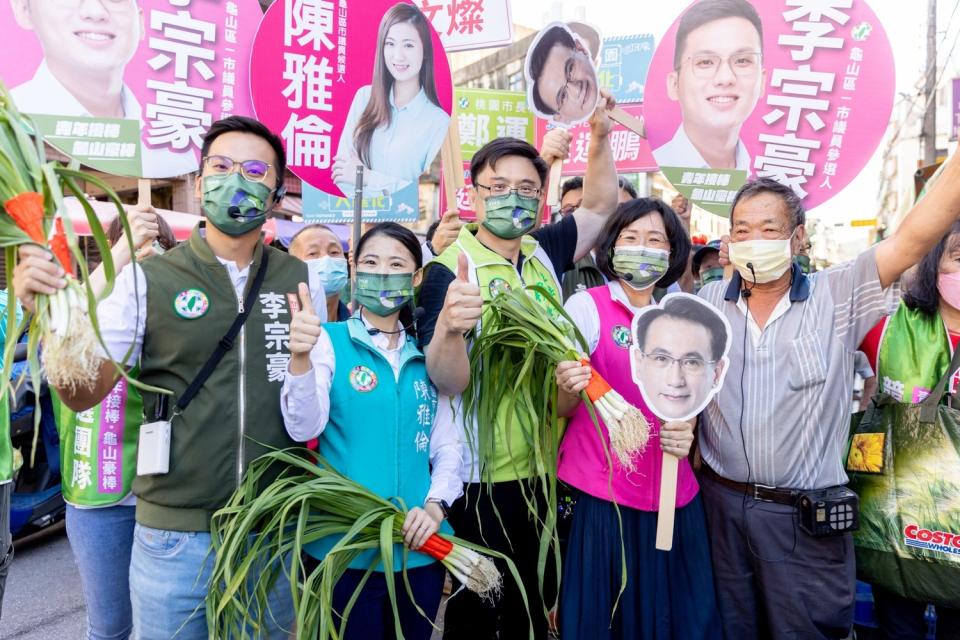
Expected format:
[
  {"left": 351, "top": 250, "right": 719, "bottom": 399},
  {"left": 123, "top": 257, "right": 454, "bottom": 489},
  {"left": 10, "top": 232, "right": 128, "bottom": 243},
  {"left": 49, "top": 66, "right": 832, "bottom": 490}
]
[
  {"left": 12, "top": 116, "right": 327, "bottom": 639},
  {"left": 417, "top": 92, "right": 619, "bottom": 638}
]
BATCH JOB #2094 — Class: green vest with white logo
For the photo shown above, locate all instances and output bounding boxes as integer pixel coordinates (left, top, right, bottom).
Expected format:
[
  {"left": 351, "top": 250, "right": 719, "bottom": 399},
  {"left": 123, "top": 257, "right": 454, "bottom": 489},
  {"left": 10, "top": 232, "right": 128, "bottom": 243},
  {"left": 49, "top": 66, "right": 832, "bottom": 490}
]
[
  {"left": 136, "top": 227, "right": 307, "bottom": 532},
  {"left": 431, "top": 224, "right": 561, "bottom": 482}
]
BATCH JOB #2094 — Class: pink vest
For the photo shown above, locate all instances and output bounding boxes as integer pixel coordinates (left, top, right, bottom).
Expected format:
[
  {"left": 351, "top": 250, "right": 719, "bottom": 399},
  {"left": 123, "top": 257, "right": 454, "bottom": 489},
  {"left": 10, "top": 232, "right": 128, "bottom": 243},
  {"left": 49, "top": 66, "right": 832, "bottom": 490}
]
[{"left": 557, "top": 285, "right": 699, "bottom": 511}]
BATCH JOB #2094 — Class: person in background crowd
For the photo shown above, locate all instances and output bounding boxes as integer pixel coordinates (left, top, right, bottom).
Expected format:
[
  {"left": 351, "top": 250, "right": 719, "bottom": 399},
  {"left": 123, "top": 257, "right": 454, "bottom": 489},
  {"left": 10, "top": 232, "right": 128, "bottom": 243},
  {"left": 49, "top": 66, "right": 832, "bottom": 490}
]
[
  {"left": 419, "top": 93, "right": 619, "bottom": 639},
  {"left": 12, "top": 115, "right": 325, "bottom": 639},
  {"left": 699, "top": 158, "right": 960, "bottom": 639},
  {"left": 290, "top": 224, "right": 351, "bottom": 322},
  {"left": 421, "top": 211, "right": 463, "bottom": 260},
  {"left": 54, "top": 209, "right": 175, "bottom": 640},
  {"left": 554, "top": 199, "right": 721, "bottom": 639},
  {"left": 692, "top": 240, "right": 723, "bottom": 292},
  {"left": 858, "top": 222, "right": 960, "bottom": 640},
  {"left": 282, "top": 222, "right": 462, "bottom": 639}
]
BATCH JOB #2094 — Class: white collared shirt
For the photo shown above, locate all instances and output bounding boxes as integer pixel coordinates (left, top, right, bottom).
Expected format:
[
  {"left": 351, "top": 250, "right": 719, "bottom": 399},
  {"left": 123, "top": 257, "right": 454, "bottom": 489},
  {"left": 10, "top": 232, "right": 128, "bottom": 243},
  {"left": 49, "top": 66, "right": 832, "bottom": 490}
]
[
  {"left": 653, "top": 124, "right": 752, "bottom": 173},
  {"left": 281, "top": 313, "right": 463, "bottom": 506},
  {"left": 564, "top": 281, "right": 647, "bottom": 354},
  {"left": 10, "top": 61, "right": 197, "bottom": 179}
]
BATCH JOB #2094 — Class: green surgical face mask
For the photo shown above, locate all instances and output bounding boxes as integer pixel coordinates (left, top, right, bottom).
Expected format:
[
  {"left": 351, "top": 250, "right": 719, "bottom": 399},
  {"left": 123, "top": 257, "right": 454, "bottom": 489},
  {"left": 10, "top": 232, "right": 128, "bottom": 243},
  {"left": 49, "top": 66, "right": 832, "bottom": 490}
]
[
  {"left": 354, "top": 271, "right": 415, "bottom": 317},
  {"left": 700, "top": 267, "right": 724, "bottom": 286},
  {"left": 202, "top": 173, "right": 274, "bottom": 236},
  {"left": 612, "top": 245, "right": 670, "bottom": 290},
  {"left": 481, "top": 192, "right": 540, "bottom": 239}
]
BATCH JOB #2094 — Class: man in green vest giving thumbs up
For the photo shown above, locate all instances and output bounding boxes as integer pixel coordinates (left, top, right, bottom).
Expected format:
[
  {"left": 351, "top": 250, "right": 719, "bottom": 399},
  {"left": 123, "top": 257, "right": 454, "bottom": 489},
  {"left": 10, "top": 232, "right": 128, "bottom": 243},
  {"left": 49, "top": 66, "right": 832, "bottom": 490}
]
[
  {"left": 417, "top": 91, "right": 620, "bottom": 638},
  {"left": 11, "top": 116, "right": 327, "bottom": 639}
]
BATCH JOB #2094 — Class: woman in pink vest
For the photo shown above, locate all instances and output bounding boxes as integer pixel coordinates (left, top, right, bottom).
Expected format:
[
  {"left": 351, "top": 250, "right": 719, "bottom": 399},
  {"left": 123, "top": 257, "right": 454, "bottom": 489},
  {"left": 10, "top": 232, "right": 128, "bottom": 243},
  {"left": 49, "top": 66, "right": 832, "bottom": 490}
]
[{"left": 555, "top": 198, "right": 720, "bottom": 639}]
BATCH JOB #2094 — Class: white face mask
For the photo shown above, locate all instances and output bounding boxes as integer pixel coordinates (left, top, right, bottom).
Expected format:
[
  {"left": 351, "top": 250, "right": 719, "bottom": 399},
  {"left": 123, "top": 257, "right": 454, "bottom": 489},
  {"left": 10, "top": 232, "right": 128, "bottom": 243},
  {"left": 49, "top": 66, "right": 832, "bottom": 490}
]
[{"left": 729, "top": 231, "right": 796, "bottom": 284}]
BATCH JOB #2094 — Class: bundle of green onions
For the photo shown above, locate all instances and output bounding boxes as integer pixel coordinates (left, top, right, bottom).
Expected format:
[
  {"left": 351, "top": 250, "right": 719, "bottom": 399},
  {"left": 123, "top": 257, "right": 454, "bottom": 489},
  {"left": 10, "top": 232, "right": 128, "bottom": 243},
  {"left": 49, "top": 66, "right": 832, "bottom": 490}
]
[
  {"left": 0, "top": 81, "right": 136, "bottom": 396},
  {"left": 463, "top": 285, "right": 647, "bottom": 615},
  {"left": 207, "top": 448, "right": 530, "bottom": 640}
]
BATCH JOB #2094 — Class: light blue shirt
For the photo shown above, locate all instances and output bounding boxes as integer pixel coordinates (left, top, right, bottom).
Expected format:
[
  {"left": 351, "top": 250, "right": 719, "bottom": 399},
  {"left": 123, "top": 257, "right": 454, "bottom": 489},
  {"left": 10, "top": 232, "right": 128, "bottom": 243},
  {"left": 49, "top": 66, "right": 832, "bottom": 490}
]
[
  {"left": 335, "top": 85, "right": 450, "bottom": 194},
  {"left": 0, "top": 290, "right": 22, "bottom": 354}
]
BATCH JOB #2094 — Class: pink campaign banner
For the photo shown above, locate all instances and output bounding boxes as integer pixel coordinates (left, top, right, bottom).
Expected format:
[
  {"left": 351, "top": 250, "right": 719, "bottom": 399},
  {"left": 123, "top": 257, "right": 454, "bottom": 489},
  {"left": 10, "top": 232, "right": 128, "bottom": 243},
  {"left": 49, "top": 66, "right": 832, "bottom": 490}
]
[
  {"left": 535, "top": 102, "right": 657, "bottom": 176},
  {"left": 0, "top": 0, "right": 261, "bottom": 179},
  {"left": 251, "top": 0, "right": 454, "bottom": 200},
  {"left": 643, "top": 0, "right": 894, "bottom": 216}
]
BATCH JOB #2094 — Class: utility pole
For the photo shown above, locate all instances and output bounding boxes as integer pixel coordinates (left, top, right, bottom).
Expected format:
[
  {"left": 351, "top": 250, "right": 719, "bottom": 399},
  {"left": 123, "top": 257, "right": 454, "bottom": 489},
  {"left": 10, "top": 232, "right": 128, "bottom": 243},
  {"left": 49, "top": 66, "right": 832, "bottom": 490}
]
[{"left": 923, "top": 0, "right": 938, "bottom": 166}]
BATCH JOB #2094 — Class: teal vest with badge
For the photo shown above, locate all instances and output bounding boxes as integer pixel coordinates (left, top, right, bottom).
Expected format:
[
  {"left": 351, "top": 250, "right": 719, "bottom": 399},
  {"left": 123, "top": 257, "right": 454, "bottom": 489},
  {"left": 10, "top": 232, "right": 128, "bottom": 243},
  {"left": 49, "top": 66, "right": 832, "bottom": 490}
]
[
  {"left": 305, "top": 317, "right": 449, "bottom": 571},
  {"left": 135, "top": 227, "right": 308, "bottom": 532}
]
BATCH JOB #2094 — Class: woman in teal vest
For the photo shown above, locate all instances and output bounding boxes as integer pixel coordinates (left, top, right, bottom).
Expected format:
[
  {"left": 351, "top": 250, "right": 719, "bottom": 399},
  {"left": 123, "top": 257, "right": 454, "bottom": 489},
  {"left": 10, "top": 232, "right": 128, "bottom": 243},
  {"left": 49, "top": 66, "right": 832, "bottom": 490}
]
[
  {"left": 56, "top": 211, "right": 176, "bottom": 640},
  {"left": 283, "top": 222, "right": 462, "bottom": 639},
  {"left": 859, "top": 222, "right": 960, "bottom": 637}
]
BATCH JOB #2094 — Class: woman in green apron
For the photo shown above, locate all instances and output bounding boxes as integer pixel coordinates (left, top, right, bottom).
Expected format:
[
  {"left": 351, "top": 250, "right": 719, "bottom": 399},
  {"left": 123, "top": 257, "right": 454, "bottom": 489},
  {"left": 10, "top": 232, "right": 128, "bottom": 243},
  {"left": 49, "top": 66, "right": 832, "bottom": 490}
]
[
  {"left": 859, "top": 222, "right": 960, "bottom": 638},
  {"left": 56, "top": 210, "right": 176, "bottom": 640}
]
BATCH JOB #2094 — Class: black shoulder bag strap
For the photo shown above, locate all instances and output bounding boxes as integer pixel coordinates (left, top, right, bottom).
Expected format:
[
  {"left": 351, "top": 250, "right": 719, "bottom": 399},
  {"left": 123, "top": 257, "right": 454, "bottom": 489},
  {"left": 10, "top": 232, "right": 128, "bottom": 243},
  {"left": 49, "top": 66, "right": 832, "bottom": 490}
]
[{"left": 172, "top": 249, "right": 270, "bottom": 416}]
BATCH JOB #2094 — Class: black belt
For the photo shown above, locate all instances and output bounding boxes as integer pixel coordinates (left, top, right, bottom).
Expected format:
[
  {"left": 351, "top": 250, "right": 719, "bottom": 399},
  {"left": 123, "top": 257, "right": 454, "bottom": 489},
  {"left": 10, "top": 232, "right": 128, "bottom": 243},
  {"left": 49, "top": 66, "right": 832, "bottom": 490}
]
[{"left": 702, "top": 464, "right": 800, "bottom": 506}]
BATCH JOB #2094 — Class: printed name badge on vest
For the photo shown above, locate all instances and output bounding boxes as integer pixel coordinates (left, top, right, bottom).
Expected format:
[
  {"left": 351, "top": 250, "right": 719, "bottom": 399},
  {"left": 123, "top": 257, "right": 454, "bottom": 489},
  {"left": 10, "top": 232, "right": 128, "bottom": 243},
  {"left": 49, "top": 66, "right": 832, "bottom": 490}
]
[
  {"left": 350, "top": 365, "right": 378, "bottom": 393},
  {"left": 488, "top": 278, "right": 511, "bottom": 298},
  {"left": 174, "top": 289, "right": 210, "bottom": 320}
]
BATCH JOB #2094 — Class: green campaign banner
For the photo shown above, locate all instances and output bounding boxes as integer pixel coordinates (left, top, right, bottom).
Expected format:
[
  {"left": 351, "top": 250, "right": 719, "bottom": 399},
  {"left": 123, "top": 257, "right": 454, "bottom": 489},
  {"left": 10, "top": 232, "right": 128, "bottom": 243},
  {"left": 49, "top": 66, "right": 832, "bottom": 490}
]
[
  {"left": 659, "top": 167, "right": 747, "bottom": 217},
  {"left": 455, "top": 88, "right": 534, "bottom": 160},
  {"left": 30, "top": 115, "right": 142, "bottom": 178}
]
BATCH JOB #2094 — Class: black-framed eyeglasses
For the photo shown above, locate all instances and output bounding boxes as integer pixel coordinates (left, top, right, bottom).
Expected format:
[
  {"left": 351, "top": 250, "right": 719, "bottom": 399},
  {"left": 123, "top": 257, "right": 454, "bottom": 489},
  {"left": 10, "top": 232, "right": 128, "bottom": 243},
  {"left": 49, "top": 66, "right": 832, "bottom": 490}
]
[
  {"left": 640, "top": 350, "right": 715, "bottom": 374},
  {"left": 202, "top": 155, "right": 273, "bottom": 183},
  {"left": 475, "top": 182, "right": 542, "bottom": 199}
]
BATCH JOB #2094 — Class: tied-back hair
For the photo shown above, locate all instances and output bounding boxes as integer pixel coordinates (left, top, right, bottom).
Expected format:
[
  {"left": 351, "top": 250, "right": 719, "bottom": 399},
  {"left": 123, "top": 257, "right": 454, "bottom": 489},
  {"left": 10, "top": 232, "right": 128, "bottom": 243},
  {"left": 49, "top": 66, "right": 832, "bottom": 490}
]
[
  {"left": 355, "top": 222, "right": 423, "bottom": 338},
  {"left": 903, "top": 221, "right": 960, "bottom": 316},
  {"left": 354, "top": 3, "right": 441, "bottom": 168},
  {"left": 108, "top": 213, "right": 176, "bottom": 251}
]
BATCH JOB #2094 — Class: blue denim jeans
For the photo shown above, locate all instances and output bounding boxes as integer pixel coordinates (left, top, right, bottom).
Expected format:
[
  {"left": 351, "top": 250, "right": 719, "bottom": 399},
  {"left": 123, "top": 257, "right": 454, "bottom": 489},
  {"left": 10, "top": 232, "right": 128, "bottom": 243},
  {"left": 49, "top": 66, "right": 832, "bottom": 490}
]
[
  {"left": 129, "top": 523, "right": 294, "bottom": 640},
  {"left": 66, "top": 504, "right": 136, "bottom": 640}
]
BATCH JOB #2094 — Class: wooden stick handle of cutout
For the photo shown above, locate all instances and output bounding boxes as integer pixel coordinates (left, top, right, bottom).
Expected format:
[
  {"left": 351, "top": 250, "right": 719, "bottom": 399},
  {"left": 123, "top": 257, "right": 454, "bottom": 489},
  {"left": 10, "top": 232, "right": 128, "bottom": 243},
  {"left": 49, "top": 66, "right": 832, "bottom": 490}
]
[
  {"left": 609, "top": 106, "right": 645, "bottom": 138},
  {"left": 656, "top": 453, "right": 679, "bottom": 551},
  {"left": 137, "top": 179, "right": 151, "bottom": 207},
  {"left": 441, "top": 112, "right": 465, "bottom": 212},
  {"left": 546, "top": 158, "right": 563, "bottom": 207}
]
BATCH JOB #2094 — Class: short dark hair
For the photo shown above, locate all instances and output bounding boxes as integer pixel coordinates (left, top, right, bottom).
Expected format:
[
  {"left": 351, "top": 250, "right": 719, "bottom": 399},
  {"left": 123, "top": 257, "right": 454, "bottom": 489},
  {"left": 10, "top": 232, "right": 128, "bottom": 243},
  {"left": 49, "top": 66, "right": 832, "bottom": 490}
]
[
  {"left": 289, "top": 223, "right": 339, "bottom": 253},
  {"left": 634, "top": 295, "right": 727, "bottom": 360},
  {"left": 903, "top": 220, "right": 960, "bottom": 316},
  {"left": 560, "top": 176, "right": 584, "bottom": 200},
  {"left": 469, "top": 138, "right": 549, "bottom": 188},
  {"left": 673, "top": 0, "right": 764, "bottom": 70},
  {"left": 528, "top": 25, "right": 577, "bottom": 116},
  {"left": 200, "top": 116, "right": 287, "bottom": 190},
  {"left": 355, "top": 222, "right": 424, "bottom": 337},
  {"left": 618, "top": 176, "right": 638, "bottom": 199},
  {"left": 730, "top": 177, "right": 805, "bottom": 231},
  {"left": 595, "top": 198, "right": 691, "bottom": 288}
]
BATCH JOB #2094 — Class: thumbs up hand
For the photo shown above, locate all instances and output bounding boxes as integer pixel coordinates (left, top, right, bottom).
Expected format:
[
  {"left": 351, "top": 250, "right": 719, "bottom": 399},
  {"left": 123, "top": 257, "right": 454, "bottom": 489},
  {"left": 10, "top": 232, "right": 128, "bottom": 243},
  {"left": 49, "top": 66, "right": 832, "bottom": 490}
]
[
  {"left": 289, "top": 282, "right": 323, "bottom": 375},
  {"left": 438, "top": 252, "right": 483, "bottom": 337}
]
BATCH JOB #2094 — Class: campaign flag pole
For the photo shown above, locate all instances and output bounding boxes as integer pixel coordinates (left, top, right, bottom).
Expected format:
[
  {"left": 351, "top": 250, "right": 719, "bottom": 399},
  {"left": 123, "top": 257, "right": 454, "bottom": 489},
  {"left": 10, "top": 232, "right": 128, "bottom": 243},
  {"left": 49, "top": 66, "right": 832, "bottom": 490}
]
[
  {"left": 350, "top": 165, "right": 364, "bottom": 308},
  {"left": 656, "top": 453, "right": 679, "bottom": 551}
]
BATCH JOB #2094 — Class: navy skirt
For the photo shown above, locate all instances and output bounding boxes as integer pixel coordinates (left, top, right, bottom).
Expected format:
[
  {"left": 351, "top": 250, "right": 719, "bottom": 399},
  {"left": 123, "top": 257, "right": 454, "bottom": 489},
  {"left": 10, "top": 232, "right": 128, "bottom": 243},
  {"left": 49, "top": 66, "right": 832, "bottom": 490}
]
[{"left": 559, "top": 491, "right": 722, "bottom": 640}]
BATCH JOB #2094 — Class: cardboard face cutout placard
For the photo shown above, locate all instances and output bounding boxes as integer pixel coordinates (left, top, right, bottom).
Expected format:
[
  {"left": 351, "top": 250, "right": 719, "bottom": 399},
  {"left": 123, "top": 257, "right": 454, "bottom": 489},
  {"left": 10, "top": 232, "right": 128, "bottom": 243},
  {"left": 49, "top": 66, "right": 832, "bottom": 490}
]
[
  {"left": 524, "top": 22, "right": 601, "bottom": 127},
  {"left": 630, "top": 293, "right": 731, "bottom": 422}
]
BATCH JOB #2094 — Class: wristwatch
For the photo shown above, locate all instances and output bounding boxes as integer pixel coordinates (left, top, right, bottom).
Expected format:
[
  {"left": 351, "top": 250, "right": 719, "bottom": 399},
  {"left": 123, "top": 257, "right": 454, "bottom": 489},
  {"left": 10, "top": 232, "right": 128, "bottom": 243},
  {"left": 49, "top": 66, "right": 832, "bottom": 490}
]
[
  {"left": 426, "top": 498, "right": 450, "bottom": 519},
  {"left": 425, "top": 240, "right": 437, "bottom": 258}
]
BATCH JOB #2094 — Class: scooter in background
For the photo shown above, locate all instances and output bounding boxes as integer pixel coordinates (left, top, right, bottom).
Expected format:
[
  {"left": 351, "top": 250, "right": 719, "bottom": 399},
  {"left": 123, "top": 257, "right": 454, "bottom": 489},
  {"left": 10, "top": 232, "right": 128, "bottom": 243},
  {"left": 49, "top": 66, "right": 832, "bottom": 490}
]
[{"left": 8, "top": 341, "right": 65, "bottom": 539}]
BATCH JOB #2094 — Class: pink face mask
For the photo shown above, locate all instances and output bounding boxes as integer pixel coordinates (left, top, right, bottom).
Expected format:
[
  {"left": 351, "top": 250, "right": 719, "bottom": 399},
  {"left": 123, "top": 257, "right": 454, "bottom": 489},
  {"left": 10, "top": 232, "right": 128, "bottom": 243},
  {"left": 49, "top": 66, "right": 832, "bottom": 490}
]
[{"left": 938, "top": 271, "right": 960, "bottom": 310}]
